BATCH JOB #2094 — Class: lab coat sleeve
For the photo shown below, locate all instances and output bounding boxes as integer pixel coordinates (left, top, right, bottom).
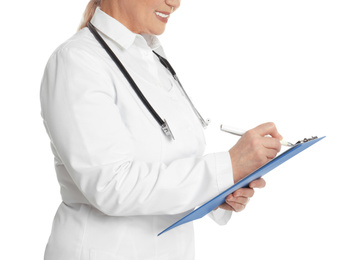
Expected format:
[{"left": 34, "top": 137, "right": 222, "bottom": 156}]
[
  {"left": 208, "top": 208, "right": 232, "bottom": 225},
  {"left": 40, "top": 46, "right": 235, "bottom": 217}
]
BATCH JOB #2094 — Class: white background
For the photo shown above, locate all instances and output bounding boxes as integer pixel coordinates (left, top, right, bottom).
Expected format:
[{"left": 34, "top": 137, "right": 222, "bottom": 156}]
[{"left": 1, "top": 0, "right": 360, "bottom": 259}]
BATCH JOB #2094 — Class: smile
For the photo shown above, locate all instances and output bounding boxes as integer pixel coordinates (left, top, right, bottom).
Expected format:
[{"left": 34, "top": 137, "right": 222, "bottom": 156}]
[{"left": 155, "top": 11, "right": 170, "bottom": 18}]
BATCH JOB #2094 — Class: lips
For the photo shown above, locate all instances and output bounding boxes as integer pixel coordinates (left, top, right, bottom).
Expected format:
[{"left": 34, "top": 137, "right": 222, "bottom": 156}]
[
  {"left": 154, "top": 11, "right": 170, "bottom": 23},
  {"left": 155, "top": 11, "right": 170, "bottom": 18}
]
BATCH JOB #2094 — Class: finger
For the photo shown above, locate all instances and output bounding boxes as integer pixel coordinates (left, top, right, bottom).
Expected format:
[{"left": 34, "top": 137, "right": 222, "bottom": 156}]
[
  {"left": 227, "top": 196, "right": 250, "bottom": 205},
  {"left": 231, "top": 188, "right": 255, "bottom": 198},
  {"left": 218, "top": 203, "right": 234, "bottom": 211},
  {"left": 264, "top": 147, "right": 279, "bottom": 160},
  {"left": 226, "top": 201, "right": 246, "bottom": 212},
  {"left": 253, "top": 122, "right": 283, "bottom": 140},
  {"left": 249, "top": 178, "right": 266, "bottom": 188},
  {"left": 262, "top": 137, "right": 282, "bottom": 152}
]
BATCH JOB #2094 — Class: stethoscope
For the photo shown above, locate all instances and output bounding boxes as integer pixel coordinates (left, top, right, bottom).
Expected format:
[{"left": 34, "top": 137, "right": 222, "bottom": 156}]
[{"left": 88, "top": 22, "right": 209, "bottom": 140}]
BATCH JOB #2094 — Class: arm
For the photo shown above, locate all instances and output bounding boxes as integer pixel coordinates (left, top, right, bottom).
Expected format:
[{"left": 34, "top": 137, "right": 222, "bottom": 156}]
[{"left": 40, "top": 46, "right": 234, "bottom": 217}]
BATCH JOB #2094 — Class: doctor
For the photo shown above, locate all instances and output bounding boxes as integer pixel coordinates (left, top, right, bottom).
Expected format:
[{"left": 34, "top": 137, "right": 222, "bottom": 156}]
[{"left": 40, "top": 0, "right": 283, "bottom": 259}]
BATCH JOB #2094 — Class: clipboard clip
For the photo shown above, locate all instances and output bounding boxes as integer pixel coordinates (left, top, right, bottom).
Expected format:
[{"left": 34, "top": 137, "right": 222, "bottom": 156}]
[{"left": 295, "top": 136, "right": 318, "bottom": 145}]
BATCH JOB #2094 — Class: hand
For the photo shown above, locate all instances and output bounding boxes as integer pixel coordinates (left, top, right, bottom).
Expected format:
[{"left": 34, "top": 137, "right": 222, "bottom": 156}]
[
  {"left": 229, "top": 122, "right": 282, "bottom": 183},
  {"left": 217, "top": 178, "right": 266, "bottom": 212}
]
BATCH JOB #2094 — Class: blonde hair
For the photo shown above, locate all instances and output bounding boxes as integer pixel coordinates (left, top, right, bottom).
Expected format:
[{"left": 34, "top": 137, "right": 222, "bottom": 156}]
[{"left": 78, "top": 0, "right": 101, "bottom": 31}]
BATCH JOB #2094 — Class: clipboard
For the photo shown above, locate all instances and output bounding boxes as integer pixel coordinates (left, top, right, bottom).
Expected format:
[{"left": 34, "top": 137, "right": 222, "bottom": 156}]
[{"left": 158, "top": 136, "right": 325, "bottom": 236}]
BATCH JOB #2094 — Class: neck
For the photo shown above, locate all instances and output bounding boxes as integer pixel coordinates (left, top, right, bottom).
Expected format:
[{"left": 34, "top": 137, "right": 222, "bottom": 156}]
[{"left": 100, "top": 1, "right": 140, "bottom": 34}]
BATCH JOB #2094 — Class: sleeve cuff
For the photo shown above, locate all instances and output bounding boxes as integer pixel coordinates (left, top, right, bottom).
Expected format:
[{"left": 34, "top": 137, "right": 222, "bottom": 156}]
[
  {"left": 214, "top": 151, "right": 234, "bottom": 193},
  {"left": 208, "top": 208, "right": 232, "bottom": 225},
  {"left": 207, "top": 152, "right": 234, "bottom": 225}
]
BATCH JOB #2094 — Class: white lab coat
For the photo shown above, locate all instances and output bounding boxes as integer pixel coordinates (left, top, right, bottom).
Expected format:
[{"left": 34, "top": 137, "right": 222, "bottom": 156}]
[{"left": 40, "top": 8, "right": 234, "bottom": 260}]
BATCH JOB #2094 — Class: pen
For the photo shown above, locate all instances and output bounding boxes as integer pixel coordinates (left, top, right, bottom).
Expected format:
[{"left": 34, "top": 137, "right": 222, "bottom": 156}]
[{"left": 220, "top": 124, "right": 294, "bottom": 147}]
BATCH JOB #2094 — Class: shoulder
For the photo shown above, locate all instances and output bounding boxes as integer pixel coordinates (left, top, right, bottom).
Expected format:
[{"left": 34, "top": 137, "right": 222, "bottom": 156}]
[
  {"left": 40, "top": 28, "right": 115, "bottom": 100},
  {"left": 47, "top": 27, "right": 104, "bottom": 67},
  {"left": 41, "top": 28, "right": 113, "bottom": 90}
]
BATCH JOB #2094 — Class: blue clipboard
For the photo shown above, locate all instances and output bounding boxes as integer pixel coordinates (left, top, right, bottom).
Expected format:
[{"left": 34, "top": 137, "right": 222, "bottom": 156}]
[{"left": 158, "top": 136, "right": 325, "bottom": 236}]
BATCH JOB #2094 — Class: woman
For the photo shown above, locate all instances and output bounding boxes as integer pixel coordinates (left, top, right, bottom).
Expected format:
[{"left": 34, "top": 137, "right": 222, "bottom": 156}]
[{"left": 40, "top": 0, "right": 283, "bottom": 259}]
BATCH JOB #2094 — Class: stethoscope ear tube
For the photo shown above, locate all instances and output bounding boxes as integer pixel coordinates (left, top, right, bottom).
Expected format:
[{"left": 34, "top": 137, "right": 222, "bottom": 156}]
[
  {"left": 88, "top": 22, "right": 207, "bottom": 140},
  {"left": 152, "top": 52, "right": 210, "bottom": 129},
  {"left": 161, "top": 119, "right": 175, "bottom": 140},
  {"left": 88, "top": 22, "right": 172, "bottom": 139}
]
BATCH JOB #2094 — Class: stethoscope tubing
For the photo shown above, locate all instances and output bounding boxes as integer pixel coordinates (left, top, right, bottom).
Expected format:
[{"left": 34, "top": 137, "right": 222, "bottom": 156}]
[
  {"left": 88, "top": 22, "right": 165, "bottom": 127},
  {"left": 88, "top": 22, "right": 207, "bottom": 140}
]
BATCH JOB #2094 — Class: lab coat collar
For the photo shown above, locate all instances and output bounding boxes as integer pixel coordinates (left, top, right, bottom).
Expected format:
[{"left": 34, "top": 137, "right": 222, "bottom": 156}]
[
  {"left": 91, "top": 7, "right": 162, "bottom": 52},
  {"left": 141, "top": 34, "right": 161, "bottom": 51}
]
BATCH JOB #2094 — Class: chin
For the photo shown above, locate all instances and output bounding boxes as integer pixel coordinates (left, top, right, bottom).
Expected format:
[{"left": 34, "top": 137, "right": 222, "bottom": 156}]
[{"left": 149, "top": 26, "right": 167, "bottom": 36}]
